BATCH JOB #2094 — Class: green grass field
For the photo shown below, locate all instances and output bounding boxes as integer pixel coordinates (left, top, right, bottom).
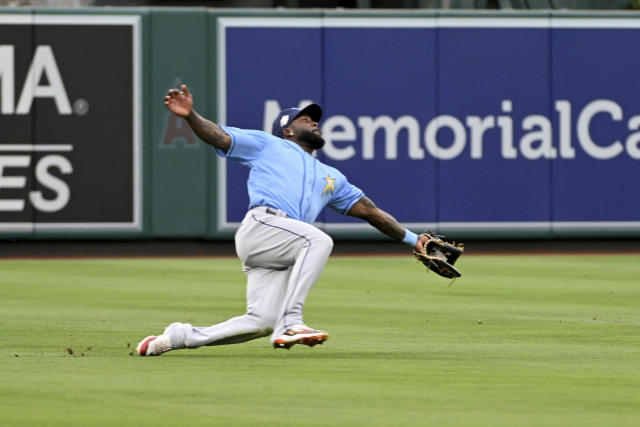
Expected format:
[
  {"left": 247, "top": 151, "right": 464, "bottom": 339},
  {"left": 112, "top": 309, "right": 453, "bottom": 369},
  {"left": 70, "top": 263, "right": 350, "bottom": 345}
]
[{"left": 1, "top": 254, "right": 639, "bottom": 426}]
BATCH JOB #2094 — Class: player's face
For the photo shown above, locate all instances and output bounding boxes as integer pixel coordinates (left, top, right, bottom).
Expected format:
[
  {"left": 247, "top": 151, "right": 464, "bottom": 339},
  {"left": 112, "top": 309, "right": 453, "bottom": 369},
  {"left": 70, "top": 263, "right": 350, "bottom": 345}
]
[
  {"left": 288, "top": 114, "right": 325, "bottom": 150},
  {"left": 289, "top": 114, "right": 321, "bottom": 136}
]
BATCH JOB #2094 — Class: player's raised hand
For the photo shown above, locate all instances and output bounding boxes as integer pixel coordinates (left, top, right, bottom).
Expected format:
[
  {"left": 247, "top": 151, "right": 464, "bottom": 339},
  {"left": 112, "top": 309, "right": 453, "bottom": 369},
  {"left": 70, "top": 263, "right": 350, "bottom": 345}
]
[{"left": 164, "top": 84, "right": 193, "bottom": 117}]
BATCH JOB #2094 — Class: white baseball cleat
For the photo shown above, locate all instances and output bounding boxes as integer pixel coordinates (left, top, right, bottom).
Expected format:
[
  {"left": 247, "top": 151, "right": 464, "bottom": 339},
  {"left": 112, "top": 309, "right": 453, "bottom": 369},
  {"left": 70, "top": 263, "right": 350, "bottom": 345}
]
[
  {"left": 135, "top": 331, "right": 173, "bottom": 356},
  {"left": 273, "top": 324, "right": 329, "bottom": 350}
]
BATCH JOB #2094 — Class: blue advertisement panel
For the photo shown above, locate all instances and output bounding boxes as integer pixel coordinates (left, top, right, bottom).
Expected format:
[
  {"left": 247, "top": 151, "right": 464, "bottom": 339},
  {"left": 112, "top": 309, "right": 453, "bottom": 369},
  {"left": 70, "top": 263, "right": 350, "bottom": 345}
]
[
  {"left": 217, "top": 16, "right": 640, "bottom": 236},
  {"left": 219, "top": 23, "right": 324, "bottom": 225},
  {"left": 551, "top": 25, "right": 640, "bottom": 229},
  {"left": 437, "top": 26, "right": 551, "bottom": 228},
  {"left": 319, "top": 26, "right": 438, "bottom": 227}
]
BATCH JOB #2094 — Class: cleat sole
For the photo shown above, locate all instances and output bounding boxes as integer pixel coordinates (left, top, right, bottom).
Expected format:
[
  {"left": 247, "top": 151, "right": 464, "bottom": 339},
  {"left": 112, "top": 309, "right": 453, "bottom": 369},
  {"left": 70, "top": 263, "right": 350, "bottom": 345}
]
[
  {"left": 273, "top": 333, "right": 328, "bottom": 350},
  {"left": 273, "top": 341, "right": 293, "bottom": 350}
]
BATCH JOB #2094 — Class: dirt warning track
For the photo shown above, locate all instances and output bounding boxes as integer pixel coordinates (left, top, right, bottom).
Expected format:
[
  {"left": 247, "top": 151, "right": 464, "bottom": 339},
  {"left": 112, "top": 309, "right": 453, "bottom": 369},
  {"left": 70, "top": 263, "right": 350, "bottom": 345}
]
[{"left": 1, "top": 239, "right": 640, "bottom": 260}]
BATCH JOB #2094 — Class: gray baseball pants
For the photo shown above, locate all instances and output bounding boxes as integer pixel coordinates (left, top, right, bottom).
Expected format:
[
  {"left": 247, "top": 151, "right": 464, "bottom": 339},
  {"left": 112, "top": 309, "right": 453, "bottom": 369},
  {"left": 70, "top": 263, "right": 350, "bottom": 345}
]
[{"left": 167, "top": 206, "right": 333, "bottom": 348}]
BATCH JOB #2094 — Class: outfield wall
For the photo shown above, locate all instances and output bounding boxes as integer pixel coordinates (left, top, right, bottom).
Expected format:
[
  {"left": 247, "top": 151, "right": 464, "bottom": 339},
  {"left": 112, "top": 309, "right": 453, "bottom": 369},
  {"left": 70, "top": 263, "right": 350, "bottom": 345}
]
[{"left": 1, "top": 8, "right": 640, "bottom": 240}]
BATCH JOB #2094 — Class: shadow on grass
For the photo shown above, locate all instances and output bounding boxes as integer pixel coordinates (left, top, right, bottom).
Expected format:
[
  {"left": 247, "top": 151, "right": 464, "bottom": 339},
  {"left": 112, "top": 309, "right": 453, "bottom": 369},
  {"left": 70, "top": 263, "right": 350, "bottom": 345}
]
[{"left": 145, "top": 348, "right": 435, "bottom": 361}]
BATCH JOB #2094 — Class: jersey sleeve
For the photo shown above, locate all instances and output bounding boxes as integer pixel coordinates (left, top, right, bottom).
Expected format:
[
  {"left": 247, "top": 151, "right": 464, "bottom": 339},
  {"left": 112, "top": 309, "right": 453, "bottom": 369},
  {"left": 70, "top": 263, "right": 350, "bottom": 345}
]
[
  {"left": 328, "top": 172, "right": 364, "bottom": 215},
  {"left": 215, "top": 126, "right": 267, "bottom": 165}
]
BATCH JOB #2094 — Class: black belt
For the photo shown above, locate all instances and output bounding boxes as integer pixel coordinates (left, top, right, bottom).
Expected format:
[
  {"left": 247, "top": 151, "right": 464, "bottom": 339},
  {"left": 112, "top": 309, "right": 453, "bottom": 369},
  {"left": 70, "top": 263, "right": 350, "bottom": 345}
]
[{"left": 252, "top": 206, "right": 288, "bottom": 218}]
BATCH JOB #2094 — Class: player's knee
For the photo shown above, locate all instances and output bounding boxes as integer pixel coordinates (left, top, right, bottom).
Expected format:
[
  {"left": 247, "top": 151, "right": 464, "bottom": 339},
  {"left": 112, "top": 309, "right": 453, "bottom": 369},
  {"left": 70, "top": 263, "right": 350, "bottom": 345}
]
[
  {"left": 246, "top": 312, "right": 275, "bottom": 336},
  {"left": 312, "top": 232, "right": 333, "bottom": 254}
]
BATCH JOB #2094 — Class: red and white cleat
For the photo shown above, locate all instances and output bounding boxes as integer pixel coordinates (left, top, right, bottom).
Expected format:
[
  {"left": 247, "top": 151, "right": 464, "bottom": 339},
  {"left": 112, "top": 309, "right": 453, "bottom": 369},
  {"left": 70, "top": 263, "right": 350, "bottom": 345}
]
[{"left": 135, "top": 333, "right": 173, "bottom": 356}]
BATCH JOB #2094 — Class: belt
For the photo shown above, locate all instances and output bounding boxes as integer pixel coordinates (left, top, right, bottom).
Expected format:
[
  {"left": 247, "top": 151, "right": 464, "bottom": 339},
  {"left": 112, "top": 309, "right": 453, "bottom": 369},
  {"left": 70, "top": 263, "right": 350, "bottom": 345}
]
[{"left": 252, "top": 206, "right": 289, "bottom": 218}]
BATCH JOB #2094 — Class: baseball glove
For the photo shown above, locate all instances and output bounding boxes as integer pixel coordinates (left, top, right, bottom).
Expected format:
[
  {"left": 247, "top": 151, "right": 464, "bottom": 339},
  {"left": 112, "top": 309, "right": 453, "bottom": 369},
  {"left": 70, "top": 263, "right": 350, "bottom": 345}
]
[{"left": 414, "top": 233, "right": 464, "bottom": 279}]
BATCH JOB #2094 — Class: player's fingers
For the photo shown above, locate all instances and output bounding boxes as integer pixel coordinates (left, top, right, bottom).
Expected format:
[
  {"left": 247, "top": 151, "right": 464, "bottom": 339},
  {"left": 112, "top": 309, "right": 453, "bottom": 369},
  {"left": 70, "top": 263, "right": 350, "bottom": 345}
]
[
  {"left": 182, "top": 84, "right": 191, "bottom": 97},
  {"left": 416, "top": 234, "right": 429, "bottom": 253}
]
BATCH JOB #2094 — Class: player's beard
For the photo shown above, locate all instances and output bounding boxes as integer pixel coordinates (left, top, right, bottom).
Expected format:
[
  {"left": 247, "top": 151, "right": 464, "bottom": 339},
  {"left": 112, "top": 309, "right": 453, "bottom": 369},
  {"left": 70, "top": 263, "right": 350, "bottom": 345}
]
[{"left": 298, "top": 130, "right": 325, "bottom": 150}]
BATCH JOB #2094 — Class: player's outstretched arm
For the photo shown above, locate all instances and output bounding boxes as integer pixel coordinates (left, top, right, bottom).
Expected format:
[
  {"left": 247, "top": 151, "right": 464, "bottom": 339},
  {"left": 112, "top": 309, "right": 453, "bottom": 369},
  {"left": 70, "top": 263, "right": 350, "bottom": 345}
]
[
  {"left": 347, "top": 196, "right": 429, "bottom": 253},
  {"left": 164, "top": 84, "right": 231, "bottom": 152}
]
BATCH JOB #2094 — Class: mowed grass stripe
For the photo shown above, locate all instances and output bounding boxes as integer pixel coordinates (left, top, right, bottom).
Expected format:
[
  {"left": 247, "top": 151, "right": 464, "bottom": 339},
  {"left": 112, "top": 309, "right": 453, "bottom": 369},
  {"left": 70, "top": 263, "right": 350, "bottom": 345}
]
[{"left": 0, "top": 255, "right": 639, "bottom": 426}]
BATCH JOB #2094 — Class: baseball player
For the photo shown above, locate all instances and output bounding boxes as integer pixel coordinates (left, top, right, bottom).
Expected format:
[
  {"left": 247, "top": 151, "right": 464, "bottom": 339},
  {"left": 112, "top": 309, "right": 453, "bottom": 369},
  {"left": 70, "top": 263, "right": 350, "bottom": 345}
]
[{"left": 136, "top": 85, "right": 429, "bottom": 356}]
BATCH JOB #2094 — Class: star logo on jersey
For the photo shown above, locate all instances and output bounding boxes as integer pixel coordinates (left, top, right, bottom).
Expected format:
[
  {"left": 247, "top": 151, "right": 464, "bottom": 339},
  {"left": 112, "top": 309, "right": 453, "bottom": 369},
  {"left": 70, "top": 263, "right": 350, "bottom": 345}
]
[{"left": 322, "top": 175, "right": 336, "bottom": 194}]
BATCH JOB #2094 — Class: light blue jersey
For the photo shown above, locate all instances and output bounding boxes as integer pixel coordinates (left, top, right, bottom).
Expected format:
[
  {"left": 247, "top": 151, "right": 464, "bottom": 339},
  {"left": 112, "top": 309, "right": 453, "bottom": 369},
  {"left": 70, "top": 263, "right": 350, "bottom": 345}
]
[{"left": 216, "top": 126, "right": 364, "bottom": 224}]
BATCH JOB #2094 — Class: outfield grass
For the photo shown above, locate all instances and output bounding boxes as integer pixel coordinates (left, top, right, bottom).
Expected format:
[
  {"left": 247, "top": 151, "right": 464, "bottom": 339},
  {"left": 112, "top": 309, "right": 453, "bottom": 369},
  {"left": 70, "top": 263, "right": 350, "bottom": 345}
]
[{"left": 1, "top": 254, "right": 639, "bottom": 426}]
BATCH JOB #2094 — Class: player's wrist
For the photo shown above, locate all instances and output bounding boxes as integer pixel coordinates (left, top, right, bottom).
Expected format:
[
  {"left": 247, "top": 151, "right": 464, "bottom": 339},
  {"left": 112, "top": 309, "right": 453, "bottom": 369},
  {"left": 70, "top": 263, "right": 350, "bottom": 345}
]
[{"left": 402, "top": 229, "right": 419, "bottom": 247}]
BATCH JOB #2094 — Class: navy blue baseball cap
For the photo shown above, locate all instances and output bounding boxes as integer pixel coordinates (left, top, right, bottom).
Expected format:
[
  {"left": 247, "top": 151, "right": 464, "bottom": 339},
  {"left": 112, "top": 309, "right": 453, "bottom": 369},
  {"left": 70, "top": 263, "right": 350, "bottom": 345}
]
[{"left": 271, "top": 103, "right": 322, "bottom": 137}]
